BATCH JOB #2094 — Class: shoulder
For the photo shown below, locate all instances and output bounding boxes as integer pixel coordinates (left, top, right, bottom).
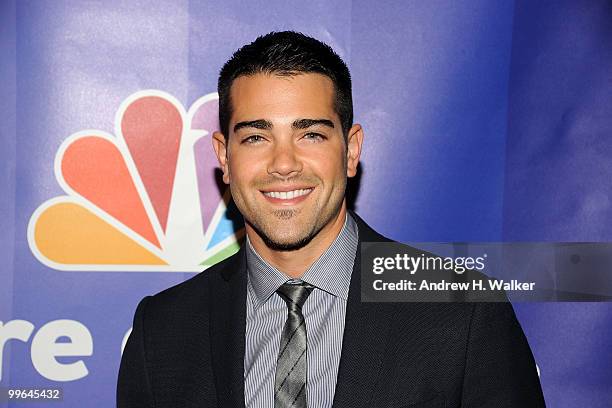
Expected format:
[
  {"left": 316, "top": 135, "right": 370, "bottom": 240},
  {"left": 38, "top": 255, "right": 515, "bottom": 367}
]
[
  {"left": 137, "top": 251, "right": 242, "bottom": 323},
  {"left": 393, "top": 300, "right": 519, "bottom": 329},
  {"left": 388, "top": 301, "right": 527, "bottom": 373}
]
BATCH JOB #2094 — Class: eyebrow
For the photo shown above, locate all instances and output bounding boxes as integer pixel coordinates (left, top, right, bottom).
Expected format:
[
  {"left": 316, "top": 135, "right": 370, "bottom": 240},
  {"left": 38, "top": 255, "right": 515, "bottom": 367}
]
[
  {"left": 233, "top": 119, "right": 272, "bottom": 133},
  {"left": 233, "top": 118, "right": 335, "bottom": 133},
  {"left": 292, "top": 118, "right": 335, "bottom": 130}
]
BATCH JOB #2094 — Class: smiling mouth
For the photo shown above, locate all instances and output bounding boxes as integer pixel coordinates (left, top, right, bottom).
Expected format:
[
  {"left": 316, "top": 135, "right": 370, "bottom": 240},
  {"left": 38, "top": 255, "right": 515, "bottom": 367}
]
[
  {"left": 262, "top": 188, "right": 313, "bottom": 199},
  {"left": 260, "top": 187, "right": 314, "bottom": 204}
]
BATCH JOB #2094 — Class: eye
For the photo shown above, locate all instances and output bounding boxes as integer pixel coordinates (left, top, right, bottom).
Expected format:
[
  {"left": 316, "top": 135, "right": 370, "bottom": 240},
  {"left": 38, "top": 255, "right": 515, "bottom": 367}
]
[
  {"left": 303, "top": 132, "right": 326, "bottom": 142},
  {"left": 242, "top": 134, "right": 266, "bottom": 144}
]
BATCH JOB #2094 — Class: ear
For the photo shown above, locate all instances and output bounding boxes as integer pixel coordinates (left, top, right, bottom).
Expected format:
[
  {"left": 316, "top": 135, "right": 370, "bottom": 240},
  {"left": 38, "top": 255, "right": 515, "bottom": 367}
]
[
  {"left": 212, "top": 131, "right": 230, "bottom": 184},
  {"left": 346, "top": 124, "right": 364, "bottom": 178}
]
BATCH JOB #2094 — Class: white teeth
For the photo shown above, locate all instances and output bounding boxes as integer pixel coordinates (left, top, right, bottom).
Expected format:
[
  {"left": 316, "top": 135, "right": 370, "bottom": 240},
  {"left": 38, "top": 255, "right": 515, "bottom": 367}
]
[{"left": 264, "top": 188, "right": 313, "bottom": 200}]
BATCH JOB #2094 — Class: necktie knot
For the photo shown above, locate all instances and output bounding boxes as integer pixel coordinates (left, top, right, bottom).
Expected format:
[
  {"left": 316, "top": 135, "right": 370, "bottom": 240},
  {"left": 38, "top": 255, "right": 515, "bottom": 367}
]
[{"left": 276, "top": 281, "right": 314, "bottom": 312}]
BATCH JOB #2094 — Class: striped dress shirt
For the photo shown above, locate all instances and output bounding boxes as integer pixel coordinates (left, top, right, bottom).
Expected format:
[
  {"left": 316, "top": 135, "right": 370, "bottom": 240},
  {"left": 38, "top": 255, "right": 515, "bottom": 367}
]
[{"left": 244, "top": 213, "right": 359, "bottom": 408}]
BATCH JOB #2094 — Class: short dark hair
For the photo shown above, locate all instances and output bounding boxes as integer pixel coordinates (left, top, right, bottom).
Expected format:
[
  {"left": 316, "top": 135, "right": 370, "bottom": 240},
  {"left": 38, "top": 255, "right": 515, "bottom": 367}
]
[{"left": 218, "top": 31, "right": 353, "bottom": 139}]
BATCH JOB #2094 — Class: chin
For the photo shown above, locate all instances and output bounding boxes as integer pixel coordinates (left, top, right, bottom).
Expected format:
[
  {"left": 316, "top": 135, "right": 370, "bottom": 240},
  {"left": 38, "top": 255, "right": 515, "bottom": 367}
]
[{"left": 260, "top": 230, "right": 316, "bottom": 252}]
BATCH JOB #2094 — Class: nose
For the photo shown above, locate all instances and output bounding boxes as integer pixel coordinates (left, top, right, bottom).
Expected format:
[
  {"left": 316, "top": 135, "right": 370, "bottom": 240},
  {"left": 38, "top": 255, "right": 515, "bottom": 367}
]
[{"left": 267, "top": 139, "right": 302, "bottom": 178}]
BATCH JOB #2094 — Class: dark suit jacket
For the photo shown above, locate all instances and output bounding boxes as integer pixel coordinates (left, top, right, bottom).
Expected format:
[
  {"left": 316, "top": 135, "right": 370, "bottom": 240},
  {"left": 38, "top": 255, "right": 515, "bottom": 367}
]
[{"left": 117, "top": 213, "right": 546, "bottom": 407}]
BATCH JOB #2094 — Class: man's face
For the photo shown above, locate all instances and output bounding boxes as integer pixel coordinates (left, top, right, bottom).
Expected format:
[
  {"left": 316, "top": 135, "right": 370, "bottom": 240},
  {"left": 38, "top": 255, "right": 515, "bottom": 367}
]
[{"left": 213, "top": 73, "right": 361, "bottom": 250}]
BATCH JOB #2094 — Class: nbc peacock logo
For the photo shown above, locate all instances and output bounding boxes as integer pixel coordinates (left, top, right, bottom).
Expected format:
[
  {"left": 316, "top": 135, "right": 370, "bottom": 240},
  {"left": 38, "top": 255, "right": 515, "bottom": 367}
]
[{"left": 27, "top": 90, "right": 243, "bottom": 272}]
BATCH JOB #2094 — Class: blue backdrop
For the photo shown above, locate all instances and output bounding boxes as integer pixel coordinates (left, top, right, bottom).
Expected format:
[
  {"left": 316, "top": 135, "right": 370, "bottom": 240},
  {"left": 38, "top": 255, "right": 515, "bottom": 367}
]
[{"left": 2, "top": 1, "right": 612, "bottom": 406}]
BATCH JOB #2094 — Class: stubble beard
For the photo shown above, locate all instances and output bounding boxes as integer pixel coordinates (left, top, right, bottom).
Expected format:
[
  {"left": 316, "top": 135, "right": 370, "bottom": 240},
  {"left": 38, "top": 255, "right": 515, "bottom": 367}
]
[
  {"left": 247, "top": 207, "right": 322, "bottom": 252},
  {"left": 233, "top": 161, "right": 348, "bottom": 252},
  {"left": 241, "top": 194, "right": 344, "bottom": 252}
]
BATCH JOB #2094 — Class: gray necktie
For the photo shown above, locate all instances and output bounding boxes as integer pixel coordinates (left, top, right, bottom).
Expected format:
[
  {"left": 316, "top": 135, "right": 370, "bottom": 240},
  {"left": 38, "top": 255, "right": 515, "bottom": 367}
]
[{"left": 274, "top": 281, "right": 315, "bottom": 408}]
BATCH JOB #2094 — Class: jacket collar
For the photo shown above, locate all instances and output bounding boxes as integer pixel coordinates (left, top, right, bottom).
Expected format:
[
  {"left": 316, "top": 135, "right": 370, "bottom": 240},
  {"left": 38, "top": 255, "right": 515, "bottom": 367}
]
[
  {"left": 210, "top": 244, "right": 248, "bottom": 408},
  {"left": 331, "top": 211, "right": 397, "bottom": 408}
]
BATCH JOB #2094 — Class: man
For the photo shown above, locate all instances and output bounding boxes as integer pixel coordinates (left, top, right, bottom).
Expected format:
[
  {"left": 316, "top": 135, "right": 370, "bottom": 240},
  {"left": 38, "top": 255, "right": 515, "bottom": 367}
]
[{"left": 117, "top": 31, "right": 545, "bottom": 407}]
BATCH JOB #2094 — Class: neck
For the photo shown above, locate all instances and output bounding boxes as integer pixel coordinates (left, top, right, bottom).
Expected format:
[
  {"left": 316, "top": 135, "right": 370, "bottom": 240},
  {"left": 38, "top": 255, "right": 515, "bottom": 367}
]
[{"left": 246, "top": 204, "right": 348, "bottom": 278}]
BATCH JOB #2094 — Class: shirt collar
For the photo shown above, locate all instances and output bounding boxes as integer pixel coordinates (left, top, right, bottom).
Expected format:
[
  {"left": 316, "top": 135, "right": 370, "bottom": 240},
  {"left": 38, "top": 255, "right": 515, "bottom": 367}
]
[{"left": 246, "top": 212, "right": 359, "bottom": 310}]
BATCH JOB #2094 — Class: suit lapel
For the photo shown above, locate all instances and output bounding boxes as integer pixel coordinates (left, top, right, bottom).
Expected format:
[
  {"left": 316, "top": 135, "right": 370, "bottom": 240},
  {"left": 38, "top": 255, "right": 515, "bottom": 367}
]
[
  {"left": 332, "top": 213, "right": 397, "bottom": 408},
  {"left": 209, "top": 246, "right": 247, "bottom": 408}
]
